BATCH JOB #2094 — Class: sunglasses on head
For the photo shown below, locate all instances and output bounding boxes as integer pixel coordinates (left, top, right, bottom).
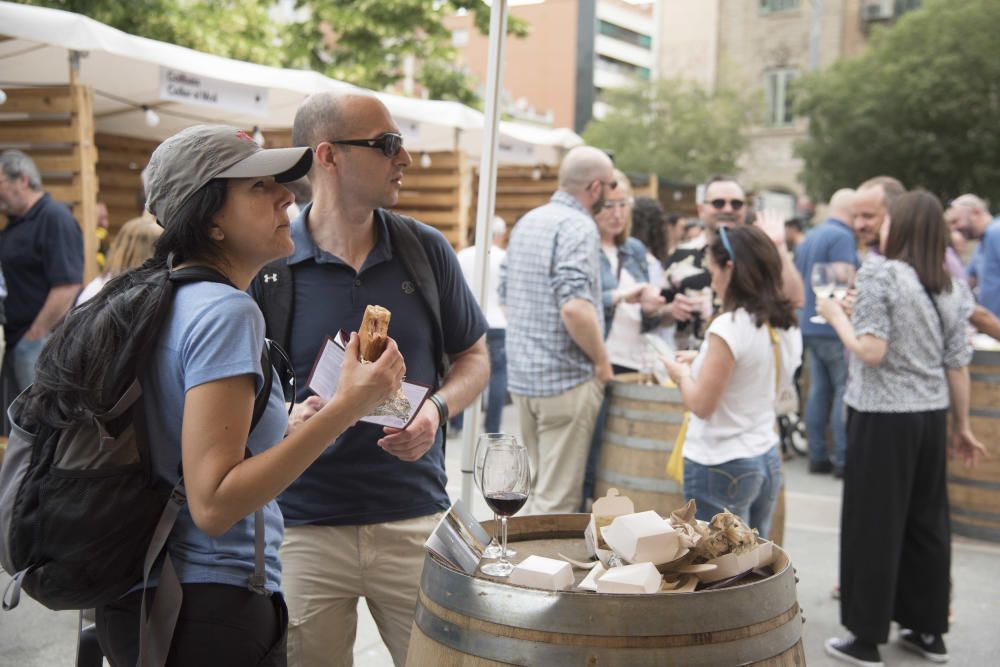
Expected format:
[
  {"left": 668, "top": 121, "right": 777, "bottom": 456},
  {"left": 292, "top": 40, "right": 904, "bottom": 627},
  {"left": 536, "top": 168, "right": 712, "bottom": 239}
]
[
  {"left": 709, "top": 198, "right": 745, "bottom": 211},
  {"left": 328, "top": 132, "right": 404, "bottom": 158}
]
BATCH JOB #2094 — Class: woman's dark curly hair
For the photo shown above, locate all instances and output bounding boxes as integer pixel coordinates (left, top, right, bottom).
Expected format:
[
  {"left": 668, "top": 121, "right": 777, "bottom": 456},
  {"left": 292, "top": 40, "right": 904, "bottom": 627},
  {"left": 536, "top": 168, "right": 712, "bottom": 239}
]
[{"left": 630, "top": 196, "right": 668, "bottom": 263}]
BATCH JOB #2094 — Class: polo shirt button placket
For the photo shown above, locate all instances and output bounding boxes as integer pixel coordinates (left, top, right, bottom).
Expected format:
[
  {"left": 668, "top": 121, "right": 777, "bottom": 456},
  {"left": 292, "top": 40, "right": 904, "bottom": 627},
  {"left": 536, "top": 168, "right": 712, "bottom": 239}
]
[{"left": 354, "top": 278, "right": 362, "bottom": 288}]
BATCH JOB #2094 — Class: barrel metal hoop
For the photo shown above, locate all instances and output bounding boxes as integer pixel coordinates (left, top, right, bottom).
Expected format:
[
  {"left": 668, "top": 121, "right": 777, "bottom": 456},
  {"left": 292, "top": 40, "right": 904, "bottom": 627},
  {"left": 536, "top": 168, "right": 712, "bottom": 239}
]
[
  {"left": 417, "top": 548, "right": 799, "bottom": 636},
  {"left": 970, "top": 372, "right": 1000, "bottom": 383},
  {"left": 948, "top": 475, "right": 1000, "bottom": 491},
  {"left": 610, "top": 383, "right": 682, "bottom": 403},
  {"left": 969, "top": 407, "right": 1000, "bottom": 419},
  {"left": 971, "top": 350, "right": 1000, "bottom": 366},
  {"left": 607, "top": 405, "right": 685, "bottom": 424},
  {"left": 603, "top": 430, "right": 675, "bottom": 452},
  {"left": 949, "top": 504, "right": 1000, "bottom": 522},
  {"left": 414, "top": 599, "right": 802, "bottom": 667},
  {"left": 596, "top": 469, "right": 682, "bottom": 495},
  {"left": 951, "top": 520, "right": 1000, "bottom": 542}
]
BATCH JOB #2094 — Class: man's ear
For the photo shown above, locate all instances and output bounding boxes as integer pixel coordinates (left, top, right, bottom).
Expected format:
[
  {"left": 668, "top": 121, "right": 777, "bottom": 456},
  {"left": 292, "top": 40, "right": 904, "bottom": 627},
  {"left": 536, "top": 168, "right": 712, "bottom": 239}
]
[{"left": 314, "top": 143, "right": 337, "bottom": 172}]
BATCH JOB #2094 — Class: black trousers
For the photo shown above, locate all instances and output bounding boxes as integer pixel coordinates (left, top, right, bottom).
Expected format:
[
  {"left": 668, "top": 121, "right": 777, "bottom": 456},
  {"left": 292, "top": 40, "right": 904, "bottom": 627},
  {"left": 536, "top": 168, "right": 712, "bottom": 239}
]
[
  {"left": 96, "top": 583, "right": 287, "bottom": 667},
  {"left": 841, "top": 408, "right": 951, "bottom": 644}
]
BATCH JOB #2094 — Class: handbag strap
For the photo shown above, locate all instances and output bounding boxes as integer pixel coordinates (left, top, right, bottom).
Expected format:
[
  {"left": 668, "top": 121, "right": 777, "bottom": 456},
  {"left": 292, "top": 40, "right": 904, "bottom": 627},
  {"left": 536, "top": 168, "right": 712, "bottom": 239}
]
[{"left": 767, "top": 324, "right": 781, "bottom": 393}]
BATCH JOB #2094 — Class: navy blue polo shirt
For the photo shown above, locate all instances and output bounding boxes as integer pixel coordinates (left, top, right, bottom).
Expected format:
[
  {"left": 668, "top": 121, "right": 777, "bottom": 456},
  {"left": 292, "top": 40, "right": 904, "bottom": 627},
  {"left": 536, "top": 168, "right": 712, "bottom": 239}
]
[
  {"left": 0, "top": 193, "right": 83, "bottom": 347},
  {"left": 273, "top": 204, "right": 487, "bottom": 526},
  {"left": 793, "top": 217, "right": 858, "bottom": 338}
]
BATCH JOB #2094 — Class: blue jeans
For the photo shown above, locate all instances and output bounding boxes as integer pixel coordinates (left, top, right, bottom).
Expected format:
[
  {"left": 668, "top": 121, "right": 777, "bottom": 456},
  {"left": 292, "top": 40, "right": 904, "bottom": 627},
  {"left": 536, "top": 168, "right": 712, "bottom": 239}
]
[
  {"left": 9, "top": 335, "right": 47, "bottom": 393},
  {"left": 683, "top": 446, "right": 783, "bottom": 539},
  {"left": 450, "top": 328, "right": 507, "bottom": 433},
  {"left": 803, "top": 335, "right": 848, "bottom": 468}
]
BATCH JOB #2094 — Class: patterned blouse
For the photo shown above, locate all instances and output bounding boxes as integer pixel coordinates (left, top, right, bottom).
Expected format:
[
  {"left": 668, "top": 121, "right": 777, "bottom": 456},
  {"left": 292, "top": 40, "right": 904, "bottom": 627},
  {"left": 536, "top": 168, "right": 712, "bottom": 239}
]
[{"left": 845, "top": 256, "right": 973, "bottom": 413}]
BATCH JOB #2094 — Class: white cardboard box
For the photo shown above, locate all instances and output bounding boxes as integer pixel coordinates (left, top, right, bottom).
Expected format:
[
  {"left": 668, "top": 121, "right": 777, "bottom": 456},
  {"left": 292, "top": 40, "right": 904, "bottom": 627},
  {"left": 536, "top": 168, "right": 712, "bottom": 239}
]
[
  {"left": 585, "top": 489, "right": 635, "bottom": 559},
  {"left": 602, "top": 511, "right": 681, "bottom": 565},
  {"left": 577, "top": 562, "right": 607, "bottom": 592},
  {"left": 509, "top": 555, "right": 574, "bottom": 591},
  {"left": 596, "top": 562, "right": 662, "bottom": 594}
]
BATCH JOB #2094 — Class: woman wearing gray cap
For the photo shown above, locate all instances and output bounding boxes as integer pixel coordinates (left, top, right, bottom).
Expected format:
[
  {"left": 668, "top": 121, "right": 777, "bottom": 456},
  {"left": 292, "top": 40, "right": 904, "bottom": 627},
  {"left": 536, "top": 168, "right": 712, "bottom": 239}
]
[{"left": 47, "top": 125, "right": 404, "bottom": 665}]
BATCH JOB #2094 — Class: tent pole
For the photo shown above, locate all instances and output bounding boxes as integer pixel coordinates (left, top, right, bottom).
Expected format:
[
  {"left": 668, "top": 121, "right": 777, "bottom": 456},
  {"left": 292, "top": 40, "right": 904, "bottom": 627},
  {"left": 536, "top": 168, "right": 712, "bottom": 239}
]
[{"left": 460, "top": 0, "right": 509, "bottom": 511}]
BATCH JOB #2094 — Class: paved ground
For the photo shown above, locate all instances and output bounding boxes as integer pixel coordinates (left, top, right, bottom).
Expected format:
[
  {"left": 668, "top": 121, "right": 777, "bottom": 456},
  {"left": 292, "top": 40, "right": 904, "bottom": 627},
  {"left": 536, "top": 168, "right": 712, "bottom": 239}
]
[{"left": 2, "top": 404, "right": 998, "bottom": 666}]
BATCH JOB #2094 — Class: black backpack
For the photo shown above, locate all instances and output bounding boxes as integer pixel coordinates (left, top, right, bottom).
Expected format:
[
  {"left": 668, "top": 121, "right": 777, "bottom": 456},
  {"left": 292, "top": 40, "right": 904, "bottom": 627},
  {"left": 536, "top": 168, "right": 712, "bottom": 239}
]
[{"left": 0, "top": 265, "right": 272, "bottom": 665}]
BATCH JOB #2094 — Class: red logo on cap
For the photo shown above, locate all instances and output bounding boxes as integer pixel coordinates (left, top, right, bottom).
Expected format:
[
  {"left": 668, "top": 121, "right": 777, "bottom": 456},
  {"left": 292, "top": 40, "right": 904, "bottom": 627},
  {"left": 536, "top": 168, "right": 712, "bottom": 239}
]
[{"left": 236, "top": 130, "right": 255, "bottom": 142}]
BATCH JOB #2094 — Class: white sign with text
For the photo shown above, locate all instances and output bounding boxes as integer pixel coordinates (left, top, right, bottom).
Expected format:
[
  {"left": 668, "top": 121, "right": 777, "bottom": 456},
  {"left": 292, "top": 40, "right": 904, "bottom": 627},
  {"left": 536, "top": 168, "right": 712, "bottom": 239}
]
[{"left": 159, "top": 67, "right": 268, "bottom": 117}]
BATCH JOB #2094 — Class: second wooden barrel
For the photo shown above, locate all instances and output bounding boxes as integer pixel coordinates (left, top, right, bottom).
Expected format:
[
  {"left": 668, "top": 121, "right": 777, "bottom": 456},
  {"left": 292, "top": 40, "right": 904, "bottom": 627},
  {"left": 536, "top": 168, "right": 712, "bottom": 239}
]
[
  {"left": 406, "top": 513, "right": 805, "bottom": 666},
  {"left": 949, "top": 350, "right": 1000, "bottom": 542},
  {"left": 595, "top": 376, "right": 685, "bottom": 516}
]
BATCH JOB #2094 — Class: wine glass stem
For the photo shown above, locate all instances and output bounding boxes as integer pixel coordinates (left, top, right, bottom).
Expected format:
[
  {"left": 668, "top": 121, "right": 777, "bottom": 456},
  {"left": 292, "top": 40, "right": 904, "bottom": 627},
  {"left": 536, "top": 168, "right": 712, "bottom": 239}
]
[
  {"left": 500, "top": 516, "right": 509, "bottom": 565},
  {"left": 493, "top": 512, "right": 500, "bottom": 545}
]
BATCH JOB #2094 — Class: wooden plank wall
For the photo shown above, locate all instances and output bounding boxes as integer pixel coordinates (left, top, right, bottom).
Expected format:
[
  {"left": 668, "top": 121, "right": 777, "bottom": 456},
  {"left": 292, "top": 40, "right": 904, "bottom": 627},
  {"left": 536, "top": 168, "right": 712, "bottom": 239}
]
[
  {"left": 95, "top": 133, "right": 157, "bottom": 231},
  {"left": 469, "top": 164, "right": 559, "bottom": 246},
  {"left": 395, "top": 151, "right": 472, "bottom": 248},
  {"left": 0, "top": 85, "right": 99, "bottom": 281}
]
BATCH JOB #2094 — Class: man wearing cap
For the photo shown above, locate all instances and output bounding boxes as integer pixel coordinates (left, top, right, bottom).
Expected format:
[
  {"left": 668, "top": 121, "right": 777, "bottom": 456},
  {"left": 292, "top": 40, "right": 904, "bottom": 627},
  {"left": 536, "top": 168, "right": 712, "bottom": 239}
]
[
  {"left": 250, "top": 92, "right": 489, "bottom": 667},
  {"left": 0, "top": 149, "right": 82, "bottom": 421}
]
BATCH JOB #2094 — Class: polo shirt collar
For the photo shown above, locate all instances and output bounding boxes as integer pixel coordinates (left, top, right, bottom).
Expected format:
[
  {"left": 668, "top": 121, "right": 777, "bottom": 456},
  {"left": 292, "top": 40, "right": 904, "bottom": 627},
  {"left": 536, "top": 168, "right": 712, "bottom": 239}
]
[
  {"left": 550, "top": 190, "right": 591, "bottom": 216},
  {"left": 826, "top": 216, "right": 852, "bottom": 233},
  {"left": 286, "top": 202, "right": 393, "bottom": 269},
  {"left": 8, "top": 192, "right": 51, "bottom": 226}
]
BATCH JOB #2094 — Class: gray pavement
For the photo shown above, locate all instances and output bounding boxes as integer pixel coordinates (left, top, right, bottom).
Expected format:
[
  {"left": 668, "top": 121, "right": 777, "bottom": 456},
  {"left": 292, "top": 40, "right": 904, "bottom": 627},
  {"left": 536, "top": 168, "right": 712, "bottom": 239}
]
[{"left": 2, "top": 403, "right": 999, "bottom": 665}]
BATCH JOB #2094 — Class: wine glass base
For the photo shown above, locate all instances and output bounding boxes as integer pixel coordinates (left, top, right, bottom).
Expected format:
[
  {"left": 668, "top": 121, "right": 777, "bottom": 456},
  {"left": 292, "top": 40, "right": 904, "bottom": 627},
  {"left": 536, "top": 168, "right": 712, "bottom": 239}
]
[
  {"left": 480, "top": 561, "right": 513, "bottom": 577},
  {"left": 809, "top": 315, "right": 827, "bottom": 324},
  {"left": 482, "top": 544, "right": 516, "bottom": 560}
]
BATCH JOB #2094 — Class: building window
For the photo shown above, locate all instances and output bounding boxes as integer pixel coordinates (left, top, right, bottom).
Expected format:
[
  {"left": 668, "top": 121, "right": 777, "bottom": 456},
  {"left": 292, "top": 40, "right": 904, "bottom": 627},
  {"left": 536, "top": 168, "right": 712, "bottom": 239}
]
[
  {"left": 597, "top": 55, "right": 648, "bottom": 81},
  {"left": 760, "top": 0, "right": 800, "bottom": 13},
  {"left": 451, "top": 29, "right": 469, "bottom": 47},
  {"left": 598, "top": 20, "right": 652, "bottom": 50},
  {"left": 765, "top": 68, "right": 798, "bottom": 126},
  {"left": 895, "top": 0, "right": 922, "bottom": 14}
]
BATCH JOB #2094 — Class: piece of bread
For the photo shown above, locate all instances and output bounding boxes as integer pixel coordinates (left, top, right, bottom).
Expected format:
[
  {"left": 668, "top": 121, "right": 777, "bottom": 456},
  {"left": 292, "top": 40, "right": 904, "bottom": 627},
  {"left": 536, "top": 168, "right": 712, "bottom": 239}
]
[{"left": 359, "top": 305, "right": 391, "bottom": 361}]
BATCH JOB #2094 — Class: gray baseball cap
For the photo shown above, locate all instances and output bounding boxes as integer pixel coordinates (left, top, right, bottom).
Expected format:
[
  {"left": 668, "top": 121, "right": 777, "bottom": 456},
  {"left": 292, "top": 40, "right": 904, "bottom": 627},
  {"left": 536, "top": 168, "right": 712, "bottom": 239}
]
[{"left": 145, "top": 124, "right": 313, "bottom": 227}]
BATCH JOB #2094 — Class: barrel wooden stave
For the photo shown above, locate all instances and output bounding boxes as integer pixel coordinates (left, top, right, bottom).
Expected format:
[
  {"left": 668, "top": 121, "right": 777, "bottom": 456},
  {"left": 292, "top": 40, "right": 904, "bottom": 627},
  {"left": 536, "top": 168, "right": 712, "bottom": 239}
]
[
  {"left": 949, "top": 355, "right": 1000, "bottom": 542},
  {"left": 595, "top": 379, "right": 685, "bottom": 516},
  {"left": 407, "top": 514, "right": 806, "bottom": 667}
]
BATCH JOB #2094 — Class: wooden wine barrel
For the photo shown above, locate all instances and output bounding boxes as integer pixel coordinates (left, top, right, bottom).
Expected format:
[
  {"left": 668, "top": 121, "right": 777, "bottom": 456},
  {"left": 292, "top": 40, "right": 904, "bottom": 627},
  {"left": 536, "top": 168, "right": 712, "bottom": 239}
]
[
  {"left": 949, "top": 350, "right": 1000, "bottom": 542},
  {"left": 407, "top": 513, "right": 805, "bottom": 666},
  {"left": 595, "top": 376, "right": 686, "bottom": 517}
]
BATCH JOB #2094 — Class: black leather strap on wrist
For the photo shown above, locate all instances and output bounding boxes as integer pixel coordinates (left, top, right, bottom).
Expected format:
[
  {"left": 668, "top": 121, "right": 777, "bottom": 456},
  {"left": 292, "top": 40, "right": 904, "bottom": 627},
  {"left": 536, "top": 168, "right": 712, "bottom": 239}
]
[{"left": 428, "top": 393, "right": 449, "bottom": 425}]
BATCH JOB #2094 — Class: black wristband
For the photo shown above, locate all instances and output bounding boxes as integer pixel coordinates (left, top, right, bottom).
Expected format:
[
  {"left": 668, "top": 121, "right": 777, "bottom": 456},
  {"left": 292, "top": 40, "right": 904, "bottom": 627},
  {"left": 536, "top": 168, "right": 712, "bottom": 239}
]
[{"left": 429, "top": 393, "right": 449, "bottom": 425}]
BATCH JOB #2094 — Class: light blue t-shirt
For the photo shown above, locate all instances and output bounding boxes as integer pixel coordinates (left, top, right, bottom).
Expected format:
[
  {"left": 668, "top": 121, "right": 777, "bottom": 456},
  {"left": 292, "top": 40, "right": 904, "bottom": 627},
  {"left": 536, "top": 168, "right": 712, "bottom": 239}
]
[{"left": 141, "top": 281, "right": 287, "bottom": 593}]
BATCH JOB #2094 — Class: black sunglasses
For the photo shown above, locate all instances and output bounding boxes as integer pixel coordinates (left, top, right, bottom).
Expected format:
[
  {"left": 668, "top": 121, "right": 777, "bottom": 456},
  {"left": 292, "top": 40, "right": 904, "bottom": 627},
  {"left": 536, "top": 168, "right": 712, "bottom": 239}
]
[
  {"left": 328, "top": 132, "right": 404, "bottom": 158},
  {"left": 709, "top": 198, "right": 745, "bottom": 211}
]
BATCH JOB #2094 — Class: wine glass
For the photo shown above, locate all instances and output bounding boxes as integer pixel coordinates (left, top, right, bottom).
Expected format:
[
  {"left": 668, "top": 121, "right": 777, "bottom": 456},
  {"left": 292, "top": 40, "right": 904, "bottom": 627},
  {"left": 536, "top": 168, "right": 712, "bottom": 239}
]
[
  {"left": 829, "top": 262, "right": 855, "bottom": 302},
  {"left": 809, "top": 262, "right": 834, "bottom": 324},
  {"left": 474, "top": 433, "right": 517, "bottom": 560},
  {"left": 479, "top": 439, "right": 530, "bottom": 578}
]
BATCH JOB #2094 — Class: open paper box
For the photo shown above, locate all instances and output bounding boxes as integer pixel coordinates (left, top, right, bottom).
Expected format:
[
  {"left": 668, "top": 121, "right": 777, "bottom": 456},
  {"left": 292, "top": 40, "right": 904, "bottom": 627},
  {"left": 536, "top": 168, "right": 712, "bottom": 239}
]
[
  {"left": 697, "top": 540, "right": 775, "bottom": 584},
  {"left": 585, "top": 488, "right": 634, "bottom": 561},
  {"left": 510, "top": 555, "right": 574, "bottom": 591},
  {"left": 601, "top": 510, "right": 684, "bottom": 565}
]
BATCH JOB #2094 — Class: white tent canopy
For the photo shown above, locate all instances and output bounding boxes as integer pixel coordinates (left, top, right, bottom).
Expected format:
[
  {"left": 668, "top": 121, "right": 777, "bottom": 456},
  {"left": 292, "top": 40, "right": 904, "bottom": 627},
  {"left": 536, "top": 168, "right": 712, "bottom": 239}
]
[{"left": 0, "top": 0, "right": 581, "bottom": 163}]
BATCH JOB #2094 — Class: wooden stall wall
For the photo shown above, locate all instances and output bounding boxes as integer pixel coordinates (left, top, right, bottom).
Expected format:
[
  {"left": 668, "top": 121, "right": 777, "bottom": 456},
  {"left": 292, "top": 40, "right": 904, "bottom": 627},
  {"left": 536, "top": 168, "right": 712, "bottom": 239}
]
[
  {"left": 0, "top": 85, "right": 99, "bottom": 281},
  {"left": 470, "top": 164, "right": 559, "bottom": 246},
  {"left": 95, "top": 133, "right": 157, "bottom": 231}
]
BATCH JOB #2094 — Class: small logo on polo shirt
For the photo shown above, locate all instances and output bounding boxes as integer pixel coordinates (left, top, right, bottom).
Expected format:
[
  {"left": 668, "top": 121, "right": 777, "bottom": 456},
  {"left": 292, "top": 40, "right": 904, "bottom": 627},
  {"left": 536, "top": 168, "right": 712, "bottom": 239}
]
[
  {"left": 401, "top": 281, "right": 415, "bottom": 294},
  {"left": 263, "top": 273, "right": 278, "bottom": 283}
]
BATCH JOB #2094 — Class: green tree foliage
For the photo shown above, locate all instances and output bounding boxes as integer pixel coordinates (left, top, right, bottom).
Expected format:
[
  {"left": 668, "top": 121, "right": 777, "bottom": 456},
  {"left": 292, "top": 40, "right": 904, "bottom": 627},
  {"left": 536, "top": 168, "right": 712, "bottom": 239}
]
[
  {"left": 582, "top": 79, "right": 753, "bottom": 183},
  {"left": 794, "top": 0, "right": 1000, "bottom": 201},
  {"left": 19, "top": 0, "right": 529, "bottom": 104}
]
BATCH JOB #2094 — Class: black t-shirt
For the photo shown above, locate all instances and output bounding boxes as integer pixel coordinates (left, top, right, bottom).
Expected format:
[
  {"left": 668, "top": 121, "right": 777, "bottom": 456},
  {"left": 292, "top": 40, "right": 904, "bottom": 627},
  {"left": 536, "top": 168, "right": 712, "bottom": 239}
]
[{"left": 0, "top": 194, "right": 83, "bottom": 347}]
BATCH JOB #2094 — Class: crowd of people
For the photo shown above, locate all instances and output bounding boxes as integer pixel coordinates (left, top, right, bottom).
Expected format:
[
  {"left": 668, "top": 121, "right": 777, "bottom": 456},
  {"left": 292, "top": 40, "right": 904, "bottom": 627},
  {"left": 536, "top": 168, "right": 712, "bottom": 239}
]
[{"left": 0, "top": 90, "right": 993, "bottom": 666}]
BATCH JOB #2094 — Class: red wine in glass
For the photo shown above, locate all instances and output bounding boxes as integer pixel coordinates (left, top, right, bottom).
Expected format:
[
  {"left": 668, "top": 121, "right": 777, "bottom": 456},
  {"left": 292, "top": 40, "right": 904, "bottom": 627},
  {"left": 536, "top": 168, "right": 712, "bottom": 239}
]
[{"left": 485, "top": 491, "right": 528, "bottom": 517}]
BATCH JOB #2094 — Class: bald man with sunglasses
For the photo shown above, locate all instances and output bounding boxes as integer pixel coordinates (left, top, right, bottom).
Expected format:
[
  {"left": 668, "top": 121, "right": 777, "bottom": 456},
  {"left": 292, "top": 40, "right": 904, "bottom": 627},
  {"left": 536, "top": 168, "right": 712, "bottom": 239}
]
[
  {"left": 662, "top": 176, "right": 804, "bottom": 345},
  {"left": 251, "top": 92, "right": 489, "bottom": 667}
]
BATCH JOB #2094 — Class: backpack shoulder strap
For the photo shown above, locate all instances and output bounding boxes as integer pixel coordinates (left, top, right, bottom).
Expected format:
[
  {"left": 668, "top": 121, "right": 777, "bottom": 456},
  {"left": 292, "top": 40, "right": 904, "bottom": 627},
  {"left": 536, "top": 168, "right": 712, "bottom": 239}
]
[
  {"left": 383, "top": 211, "right": 448, "bottom": 386},
  {"left": 251, "top": 260, "right": 294, "bottom": 354}
]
